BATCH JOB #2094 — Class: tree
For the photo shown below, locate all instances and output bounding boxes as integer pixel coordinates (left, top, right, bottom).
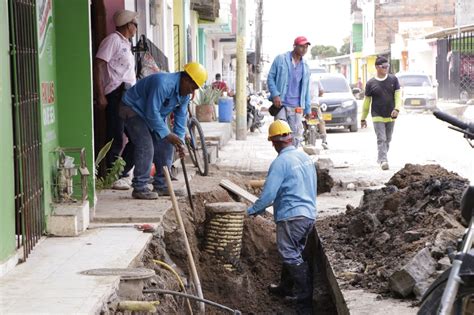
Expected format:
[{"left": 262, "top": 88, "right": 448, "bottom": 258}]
[
  {"left": 339, "top": 36, "right": 351, "bottom": 55},
  {"left": 339, "top": 42, "right": 350, "bottom": 55},
  {"left": 310, "top": 45, "right": 338, "bottom": 59}
]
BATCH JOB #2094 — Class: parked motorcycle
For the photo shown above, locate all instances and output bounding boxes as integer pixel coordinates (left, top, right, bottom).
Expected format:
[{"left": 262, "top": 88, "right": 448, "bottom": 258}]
[
  {"left": 418, "top": 110, "right": 474, "bottom": 315},
  {"left": 247, "top": 94, "right": 265, "bottom": 132}
]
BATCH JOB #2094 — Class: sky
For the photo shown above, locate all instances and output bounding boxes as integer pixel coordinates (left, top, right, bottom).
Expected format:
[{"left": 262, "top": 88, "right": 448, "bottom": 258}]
[{"left": 261, "top": 0, "right": 352, "bottom": 61}]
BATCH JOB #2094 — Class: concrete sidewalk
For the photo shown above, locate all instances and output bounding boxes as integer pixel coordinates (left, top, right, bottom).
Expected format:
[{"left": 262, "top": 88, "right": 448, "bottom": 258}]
[
  {"left": 0, "top": 121, "right": 234, "bottom": 315},
  {"left": 0, "top": 228, "right": 151, "bottom": 314}
]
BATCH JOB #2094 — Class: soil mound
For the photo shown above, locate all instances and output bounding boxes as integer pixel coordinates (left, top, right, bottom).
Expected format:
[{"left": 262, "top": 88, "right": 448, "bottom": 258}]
[{"left": 318, "top": 164, "right": 468, "bottom": 296}]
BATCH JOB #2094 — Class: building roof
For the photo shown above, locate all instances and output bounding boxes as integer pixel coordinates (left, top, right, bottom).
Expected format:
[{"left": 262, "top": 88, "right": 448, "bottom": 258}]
[{"left": 425, "top": 24, "right": 474, "bottom": 39}]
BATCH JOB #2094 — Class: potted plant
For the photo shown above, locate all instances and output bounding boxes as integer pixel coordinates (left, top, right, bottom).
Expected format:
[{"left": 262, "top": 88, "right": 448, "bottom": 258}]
[{"left": 193, "top": 85, "right": 221, "bottom": 122}]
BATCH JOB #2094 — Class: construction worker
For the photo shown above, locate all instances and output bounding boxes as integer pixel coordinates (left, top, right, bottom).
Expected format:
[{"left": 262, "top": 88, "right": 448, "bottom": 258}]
[
  {"left": 247, "top": 120, "right": 317, "bottom": 312},
  {"left": 120, "top": 62, "right": 207, "bottom": 199}
]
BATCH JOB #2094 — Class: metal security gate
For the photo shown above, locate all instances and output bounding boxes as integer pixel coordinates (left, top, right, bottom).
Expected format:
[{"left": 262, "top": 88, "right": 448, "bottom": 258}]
[
  {"left": 435, "top": 29, "right": 474, "bottom": 100},
  {"left": 9, "top": 0, "right": 44, "bottom": 259}
]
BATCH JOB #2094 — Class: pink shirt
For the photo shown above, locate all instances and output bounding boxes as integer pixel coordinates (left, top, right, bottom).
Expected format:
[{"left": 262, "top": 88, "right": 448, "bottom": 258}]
[{"left": 96, "top": 31, "right": 136, "bottom": 95}]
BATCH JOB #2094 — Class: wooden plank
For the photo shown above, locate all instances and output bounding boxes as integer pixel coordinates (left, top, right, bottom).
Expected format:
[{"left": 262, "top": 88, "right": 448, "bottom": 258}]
[{"left": 219, "top": 179, "right": 273, "bottom": 215}]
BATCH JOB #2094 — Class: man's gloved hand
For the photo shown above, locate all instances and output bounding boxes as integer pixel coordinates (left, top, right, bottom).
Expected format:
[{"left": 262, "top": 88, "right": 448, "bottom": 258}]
[
  {"left": 361, "top": 120, "right": 367, "bottom": 128},
  {"left": 272, "top": 96, "right": 282, "bottom": 108}
]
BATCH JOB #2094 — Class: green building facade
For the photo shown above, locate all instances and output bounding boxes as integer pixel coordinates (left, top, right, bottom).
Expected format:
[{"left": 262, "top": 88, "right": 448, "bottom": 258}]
[{"left": 0, "top": 0, "right": 94, "bottom": 268}]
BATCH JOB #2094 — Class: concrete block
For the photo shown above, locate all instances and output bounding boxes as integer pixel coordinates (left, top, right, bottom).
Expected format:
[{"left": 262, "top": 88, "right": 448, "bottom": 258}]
[
  {"left": 389, "top": 248, "right": 437, "bottom": 297},
  {"left": 303, "top": 145, "right": 320, "bottom": 156},
  {"left": 52, "top": 201, "right": 90, "bottom": 232},
  {"left": 316, "top": 157, "right": 334, "bottom": 170},
  {"left": 47, "top": 214, "right": 78, "bottom": 236}
]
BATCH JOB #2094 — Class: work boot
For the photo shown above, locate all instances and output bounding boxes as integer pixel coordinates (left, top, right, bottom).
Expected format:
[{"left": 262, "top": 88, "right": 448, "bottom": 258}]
[
  {"left": 132, "top": 188, "right": 158, "bottom": 200},
  {"left": 268, "top": 263, "right": 294, "bottom": 297},
  {"left": 285, "top": 262, "right": 313, "bottom": 302}
]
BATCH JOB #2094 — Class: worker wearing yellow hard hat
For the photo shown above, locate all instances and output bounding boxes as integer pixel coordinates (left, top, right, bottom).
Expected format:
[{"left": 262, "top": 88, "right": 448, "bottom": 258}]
[
  {"left": 248, "top": 119, "right": 317, "bottom": 312},
  {"left": 120, "top": 62, "right": 207, "bottom": 200}
]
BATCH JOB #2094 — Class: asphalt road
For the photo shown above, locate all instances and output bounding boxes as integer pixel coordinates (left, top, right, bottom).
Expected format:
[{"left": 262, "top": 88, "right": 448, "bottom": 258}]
[{"left": 324, "top": 109, "right": 473, "bottom": 186}]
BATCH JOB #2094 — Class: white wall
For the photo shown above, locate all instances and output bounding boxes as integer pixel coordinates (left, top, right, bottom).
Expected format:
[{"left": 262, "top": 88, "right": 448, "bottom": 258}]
[{"left": 361, "top": 0, "right": 375, "bottom": 56}]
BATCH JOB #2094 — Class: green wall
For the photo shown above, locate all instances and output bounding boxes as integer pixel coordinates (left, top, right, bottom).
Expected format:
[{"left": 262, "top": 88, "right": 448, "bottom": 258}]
[
  {"left": 54, "top": 0, "right": 95, "bottom": 205},
  {"left": 37, "top": 0, "right": 60, "bottom": 217},
  {"left": 352, "top": 24, "right": 363, "bottom": 53},
  {"left": 0, "top": 0, "right": 16, "bottom": 262},
  {"left": 198, "top": 28, "right": 206, "bottom": 66}
]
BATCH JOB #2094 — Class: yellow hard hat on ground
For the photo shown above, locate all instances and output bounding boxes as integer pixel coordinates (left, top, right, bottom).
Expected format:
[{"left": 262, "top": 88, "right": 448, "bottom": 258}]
[
  {"left": 184, "top": 62, "right": 208, "bottom": 87},
  {"left": 268, "top": 119, "right": 293, "bottom": 141}
]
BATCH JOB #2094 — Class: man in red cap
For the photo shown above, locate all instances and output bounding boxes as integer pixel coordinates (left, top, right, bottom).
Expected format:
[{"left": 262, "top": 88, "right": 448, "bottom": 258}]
[{"left": 267, "top": 36, "right": 312, "bottom": 147}]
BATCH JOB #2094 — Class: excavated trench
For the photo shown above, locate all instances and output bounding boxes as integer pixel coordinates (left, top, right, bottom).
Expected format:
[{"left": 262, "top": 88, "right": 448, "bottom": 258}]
[{"left": 135, "top": 172, "right": 337, "bottom": 314}]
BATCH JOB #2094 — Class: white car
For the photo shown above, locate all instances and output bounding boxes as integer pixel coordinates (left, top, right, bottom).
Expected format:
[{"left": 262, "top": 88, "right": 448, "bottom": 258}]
[{"left": 396, "top": 72, "right": 438, "bottom": 110}]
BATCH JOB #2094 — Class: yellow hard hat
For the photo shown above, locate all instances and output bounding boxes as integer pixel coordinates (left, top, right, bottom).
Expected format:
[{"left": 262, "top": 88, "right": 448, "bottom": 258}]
[
  {"left": 184, "top": 62, "right": 208, "bottom": 87},
  {"left": 268, "top": 120, "right": 292, "bottom": 141}
]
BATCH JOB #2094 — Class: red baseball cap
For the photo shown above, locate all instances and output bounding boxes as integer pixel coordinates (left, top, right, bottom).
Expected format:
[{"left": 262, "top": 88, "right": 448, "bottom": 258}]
[{"left": 294, "top": 36, "right": 311, "bottom": 46}]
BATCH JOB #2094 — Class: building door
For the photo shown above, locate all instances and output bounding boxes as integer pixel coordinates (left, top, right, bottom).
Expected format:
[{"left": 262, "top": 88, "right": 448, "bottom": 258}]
[{"left": 9, "top": 0, "right": 44, "bottom": 260}]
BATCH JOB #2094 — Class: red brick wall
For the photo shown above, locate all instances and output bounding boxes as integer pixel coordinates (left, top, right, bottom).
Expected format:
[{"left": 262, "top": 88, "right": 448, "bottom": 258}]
[{"left": 374, "top": 0, "right": 455, "bottom": 52}]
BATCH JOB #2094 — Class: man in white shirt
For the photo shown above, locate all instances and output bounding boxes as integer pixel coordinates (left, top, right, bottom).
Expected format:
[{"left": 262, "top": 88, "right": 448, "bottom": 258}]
[{"left": 94, "top": 10, "right": 138, "bottom": 190}]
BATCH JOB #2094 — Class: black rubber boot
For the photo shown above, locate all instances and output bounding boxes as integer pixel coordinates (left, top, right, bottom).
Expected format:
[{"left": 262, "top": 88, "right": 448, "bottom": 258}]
[
  {"left": 268, "top": 263, "right": 294, "bottom": 297},
  {"left": 285, "top": 262, "right": 313, "bottom": 302}
]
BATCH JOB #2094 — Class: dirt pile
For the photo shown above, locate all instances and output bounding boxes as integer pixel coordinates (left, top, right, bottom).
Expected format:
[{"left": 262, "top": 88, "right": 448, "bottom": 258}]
[
  {"left": 318, "top": 164, "right": 468, "bottom": 297},
  {"left": 143, "top": 193, "right": 297, "bottom": 314}
]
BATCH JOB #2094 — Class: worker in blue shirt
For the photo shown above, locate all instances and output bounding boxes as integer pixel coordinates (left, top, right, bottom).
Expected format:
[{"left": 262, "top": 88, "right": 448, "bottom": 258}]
[
  {"left": 120, "top": 62, "right": 207, "bottom": 200},
  {"left": 248, "top": 120, "right": 317, "bottom": 310}
]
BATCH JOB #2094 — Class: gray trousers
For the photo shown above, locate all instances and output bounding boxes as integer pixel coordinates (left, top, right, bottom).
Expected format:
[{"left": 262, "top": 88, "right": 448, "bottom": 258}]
[
  {"left": 373, "top": 121, "right": 395, "bottom": 163},
  {"left": 275, "top": 106, "right": 304, "bottom": 147}
]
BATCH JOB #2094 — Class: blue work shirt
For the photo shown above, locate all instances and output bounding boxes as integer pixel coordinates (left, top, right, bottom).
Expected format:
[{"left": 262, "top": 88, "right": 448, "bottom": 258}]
[
  {"left": 248, "top": 146, "right": 317, "bottom": 222},
  {"left": 267, "top": 51, "right": 311, "bottom": 114},
  {"left": 122, "top": 72, "right": 190, "bottom": 140}
]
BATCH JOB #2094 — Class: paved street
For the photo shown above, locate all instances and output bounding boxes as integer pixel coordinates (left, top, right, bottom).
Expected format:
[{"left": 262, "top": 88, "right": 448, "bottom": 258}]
[{"left": 218, "top": 107, "right": 473, "bottom": 187}]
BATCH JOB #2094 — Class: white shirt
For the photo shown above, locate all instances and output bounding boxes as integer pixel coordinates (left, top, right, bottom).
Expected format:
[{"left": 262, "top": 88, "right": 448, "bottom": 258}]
[{"left": 96, "top": 31, "right": 136, "bottom": 95}]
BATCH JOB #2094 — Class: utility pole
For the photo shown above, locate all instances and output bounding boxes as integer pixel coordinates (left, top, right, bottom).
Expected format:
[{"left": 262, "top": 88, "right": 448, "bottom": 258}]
[
  {"left": 254, "top": 0, "right": 263, "bottom": 92},
  {"left": 235, "top": 0, "right": 247, "bottom": 140}
]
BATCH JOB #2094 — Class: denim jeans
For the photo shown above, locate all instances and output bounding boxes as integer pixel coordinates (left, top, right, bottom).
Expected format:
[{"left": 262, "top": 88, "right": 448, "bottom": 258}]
[
  {"left": 275, "top": 106, "right": 304, "bottom": 147},
  {"left": 373, "top": 121, "right": 395, "bottom": 163},
  {"left": 105, "top": 86, "right": 134, "bottom": 176},
  {"left": 152, "top": 133, "right": 174, "bottom": 191},
  {"left": 276, "top": 217, "right": 315, "bottom": 265},
  {"left": 123, "top": 111, "right": 174, "bottom": 191},
  {"left": 123, "top": 114, "right": 153, "bottom": 191}
]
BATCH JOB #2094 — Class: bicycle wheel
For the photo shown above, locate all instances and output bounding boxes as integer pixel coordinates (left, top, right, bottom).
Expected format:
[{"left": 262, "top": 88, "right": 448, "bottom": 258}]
[{"left": 186, "top": 117, "right": 209, "bottom": 176}]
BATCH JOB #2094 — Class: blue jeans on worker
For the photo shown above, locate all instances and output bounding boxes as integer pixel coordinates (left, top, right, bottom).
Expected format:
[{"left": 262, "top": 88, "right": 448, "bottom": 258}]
[
  {"left": 123, "top": 112, "right": 174, "bottom": 191},
  {"left": 152, "top": 134, "right": 174, "bottom": 192},
  {"left": 276, "top": 216, "right": 315, "bottom": 265}
]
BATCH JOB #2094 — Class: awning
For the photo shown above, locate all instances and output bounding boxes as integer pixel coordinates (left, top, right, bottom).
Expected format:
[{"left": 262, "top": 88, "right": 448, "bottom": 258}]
[{"left": 425, "top": 24, "right": 474, "bottom": 39}]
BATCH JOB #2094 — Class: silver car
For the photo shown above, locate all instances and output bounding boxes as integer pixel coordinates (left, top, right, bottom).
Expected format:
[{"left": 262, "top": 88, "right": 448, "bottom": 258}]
[{"left": 396, "top": 72, "right": 438, "bottom": 110}]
